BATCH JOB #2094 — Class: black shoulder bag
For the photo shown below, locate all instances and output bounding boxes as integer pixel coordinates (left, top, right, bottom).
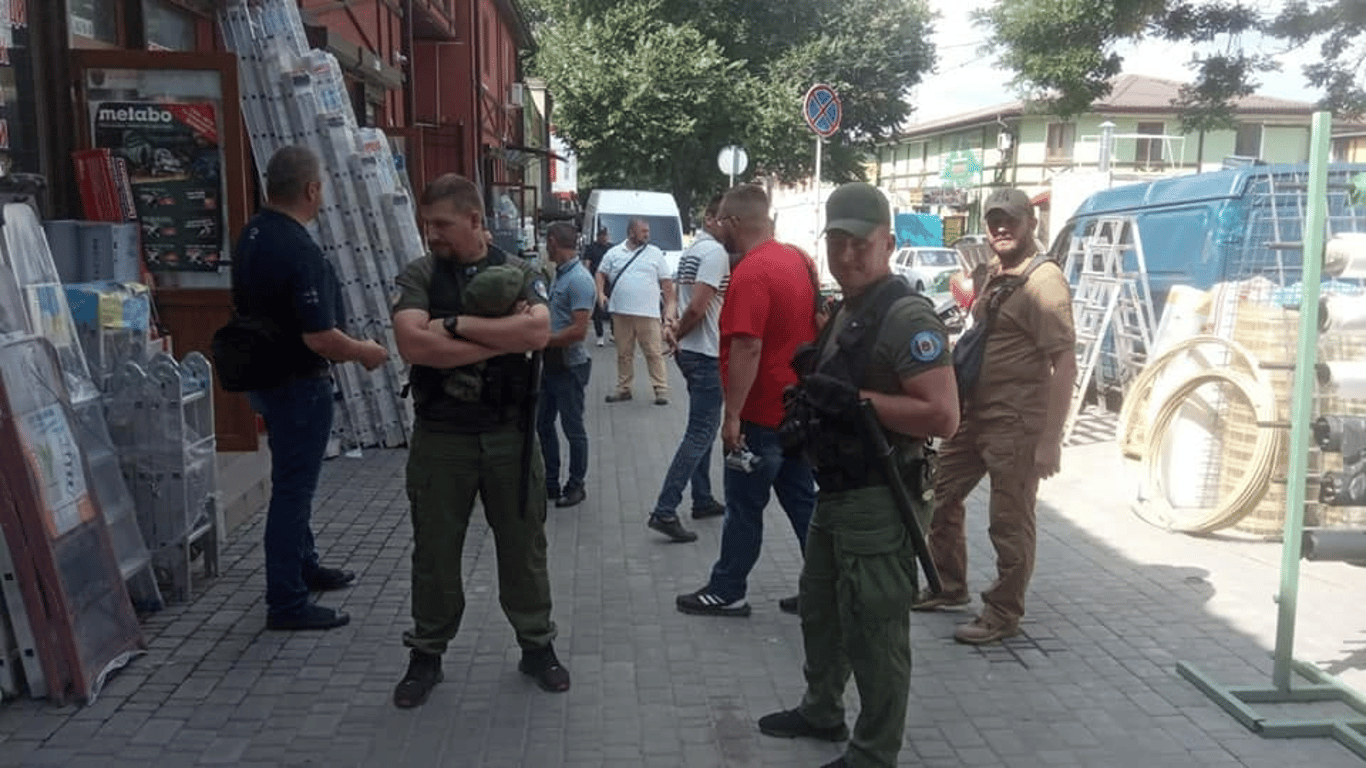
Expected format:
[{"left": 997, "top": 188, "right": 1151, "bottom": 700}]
[
  {"left": 951, "top": 254, "right": 1050, "bottom": 414},
  {"left": 211, "top": 245, "right": 289, "bottom": 393}
]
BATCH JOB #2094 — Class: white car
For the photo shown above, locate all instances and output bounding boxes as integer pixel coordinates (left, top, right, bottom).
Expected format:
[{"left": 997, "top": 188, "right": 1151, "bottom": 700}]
[{"left": 890, "top": 246, "right": 961, "bottom": 293}]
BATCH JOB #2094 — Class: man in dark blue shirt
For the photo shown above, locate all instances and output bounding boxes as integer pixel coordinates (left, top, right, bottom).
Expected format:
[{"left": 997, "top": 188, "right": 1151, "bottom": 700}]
[{"left": 236, "top": 145, "right": 389, "bottom": 631}]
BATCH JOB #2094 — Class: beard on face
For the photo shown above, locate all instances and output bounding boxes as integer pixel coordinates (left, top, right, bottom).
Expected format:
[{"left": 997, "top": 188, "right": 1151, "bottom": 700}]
[{"left": 990, "top": 234, "right": 1030, "bottom": 262}]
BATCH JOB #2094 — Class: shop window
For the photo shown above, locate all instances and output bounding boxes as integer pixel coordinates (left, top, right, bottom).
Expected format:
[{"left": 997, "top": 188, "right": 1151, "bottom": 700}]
[
  {"left": 69, "top": 0, "right": 122, "bottom": 48},
  {"left": 83, "top": 66, "right": 232, "bottom": 287},
  {"left": 143, "top": 0, "right": 195, "bottom": 51}
]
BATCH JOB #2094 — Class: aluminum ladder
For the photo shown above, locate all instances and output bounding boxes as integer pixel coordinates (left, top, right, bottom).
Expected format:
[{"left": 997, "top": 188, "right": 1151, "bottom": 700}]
[{"left": 1061, "top": 216, "right": 1158, "bottom": 443}]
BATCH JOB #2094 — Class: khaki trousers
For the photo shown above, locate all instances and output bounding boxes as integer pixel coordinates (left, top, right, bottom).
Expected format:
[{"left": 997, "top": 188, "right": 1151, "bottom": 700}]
[
  {"left": 612, "top": 313, "right": 668, "bottom": 396},
  {"left": 926, "top": 420, "right": 1040, "bottom": 626}
]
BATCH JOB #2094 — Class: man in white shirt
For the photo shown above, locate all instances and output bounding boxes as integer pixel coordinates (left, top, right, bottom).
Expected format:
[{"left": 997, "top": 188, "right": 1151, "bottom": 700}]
[
  {"left": 595, "top": 218, "right": 676, "bottom": 405},
  {"left": 648, "top": 195, "right": 730, "bottom": 543}
]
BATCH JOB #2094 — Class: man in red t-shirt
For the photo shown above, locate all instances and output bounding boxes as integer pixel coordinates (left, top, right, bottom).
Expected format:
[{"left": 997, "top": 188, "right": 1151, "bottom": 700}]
[{"left": 676, "top": 184, "right": 818, "bottom": 617}]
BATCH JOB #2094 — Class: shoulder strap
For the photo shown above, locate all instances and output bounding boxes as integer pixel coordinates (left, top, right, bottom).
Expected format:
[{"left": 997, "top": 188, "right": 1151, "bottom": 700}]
[
  {"left": 982, "top": 252, "right": 1050, "bottom": 323},
  {"left": 613, "top": 244, "right": 649, "bottom": 281},
  {"left": 820, "top": 275, "right": 920, "bottom": 388}
]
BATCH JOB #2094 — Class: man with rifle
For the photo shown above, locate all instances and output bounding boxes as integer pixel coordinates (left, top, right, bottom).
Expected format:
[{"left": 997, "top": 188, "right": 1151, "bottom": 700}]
[
  {"left": 758, "top": 183, "right": 959, "bottom": 768},
  {"left": 389, "top": 174, "right": 569, "bottom": 709}
]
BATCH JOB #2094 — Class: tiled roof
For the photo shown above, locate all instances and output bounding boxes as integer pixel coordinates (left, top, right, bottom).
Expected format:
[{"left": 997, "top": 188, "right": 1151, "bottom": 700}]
[{"left": 900, "top": 74, "right": 1316, "bottom": 139}]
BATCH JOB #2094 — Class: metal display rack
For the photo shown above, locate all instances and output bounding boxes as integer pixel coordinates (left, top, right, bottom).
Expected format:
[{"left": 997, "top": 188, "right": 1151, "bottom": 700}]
[
  {"left": 1177, "top": 113, "right": 1366, "bottom": 758},
  {"left": 106, "top": 352, "right": 221, "bottom": 603},
  {"left": 0, "top": 192, "right": 162, "bottom": 615}
]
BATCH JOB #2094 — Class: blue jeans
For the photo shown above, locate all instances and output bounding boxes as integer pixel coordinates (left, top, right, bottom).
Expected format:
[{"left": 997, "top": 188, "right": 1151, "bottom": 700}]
[
  {"left": 652, "top": 350, "right": 722, "bottom": 519},
  {"left": 707, "top": 421, "right": 816, "bottom": 602},
  {"left": 537, "top": 359, "right": 591, "bottom": 493},
  {"left": 247, "top": 374, "right": 334, "bottom": 616}
]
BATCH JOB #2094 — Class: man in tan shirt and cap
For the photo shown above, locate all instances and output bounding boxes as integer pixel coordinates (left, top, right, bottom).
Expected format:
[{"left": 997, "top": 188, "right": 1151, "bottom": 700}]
[{"left": 914, "top": 187, "right": 1076, "bottom": 645}]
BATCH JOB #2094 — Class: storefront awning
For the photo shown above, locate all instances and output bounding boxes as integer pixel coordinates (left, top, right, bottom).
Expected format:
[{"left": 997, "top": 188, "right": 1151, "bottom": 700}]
[{"left": 504, "top": 143, "right": 567, "bottom": 163}]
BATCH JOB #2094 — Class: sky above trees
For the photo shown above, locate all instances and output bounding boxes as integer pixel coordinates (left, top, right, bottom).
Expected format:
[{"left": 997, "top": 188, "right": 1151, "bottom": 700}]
[{"left": 912, "top": 0, "right": 1317, "bottom": 123}]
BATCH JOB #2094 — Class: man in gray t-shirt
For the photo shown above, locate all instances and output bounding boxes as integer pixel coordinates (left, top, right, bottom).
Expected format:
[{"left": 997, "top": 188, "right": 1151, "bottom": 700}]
[
  {"left": 538, "top": 222, "right": 597, "bottom": 507},
  {"left": 648, "top": 194, "right": 730, "bottom": 543}
]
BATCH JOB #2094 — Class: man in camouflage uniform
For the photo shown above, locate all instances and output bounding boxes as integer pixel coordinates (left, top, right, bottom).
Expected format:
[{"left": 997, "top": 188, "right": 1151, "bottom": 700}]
[
  {"left": 389, "top": 174, "right": 569, "bottom": 709},
  {"left": 759, "top": 183, "right": 960, "bottom": 768}
]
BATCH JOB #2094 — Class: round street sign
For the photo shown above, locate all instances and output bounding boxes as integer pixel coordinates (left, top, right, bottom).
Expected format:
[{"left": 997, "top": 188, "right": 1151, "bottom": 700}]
[
  {"left": 717, "top": 145, "right": 748, "bottom": 177},
  {"left": 803, "top": 84, "right": 841, "bottom": 138}
]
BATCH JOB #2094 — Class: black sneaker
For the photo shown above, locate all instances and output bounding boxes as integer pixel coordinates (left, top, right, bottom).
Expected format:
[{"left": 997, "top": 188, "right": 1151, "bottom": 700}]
[
  {"left": 778, "top": 595, "right": 799, "bottom": 615},
  {"left": 393, "top": 650, "right": 443, "bottom": 709},
  {"left": 519, "top": 645, "right": 571, "bottom": 692},
  {"left": 303, "top": 566, "right": 356, "bottom": 592},
  {"left": 648, "top": 515, "right": 698, "bottom": 543},
  {"left": 690, "top": 499, "right": 725, "bottom": 520},
  {"left": 757, "top": 708, "right": 849, "bottom": 741},
  {"left": 676, "top": 588, "right": 751, "bottom": 617},
  {"left": 266, "top": 603, "right": 350, "bottom": 631},
  {"left": 555, "top": 486, "right": 586, "bottom": 508}
]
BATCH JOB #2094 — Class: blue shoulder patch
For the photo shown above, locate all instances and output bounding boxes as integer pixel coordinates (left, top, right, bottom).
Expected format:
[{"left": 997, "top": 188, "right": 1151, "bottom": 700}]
[
  {"left": 532, "top": 278, "right": 550, "bottom": 302},
  {"left": 910, "top": 329, "right": 945, "bottom": 362}
]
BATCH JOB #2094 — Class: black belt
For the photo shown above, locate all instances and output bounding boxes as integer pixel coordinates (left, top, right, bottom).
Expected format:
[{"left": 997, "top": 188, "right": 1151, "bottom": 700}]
[{"left": 815, "top": 466, "right": 887, "bottom": 493}]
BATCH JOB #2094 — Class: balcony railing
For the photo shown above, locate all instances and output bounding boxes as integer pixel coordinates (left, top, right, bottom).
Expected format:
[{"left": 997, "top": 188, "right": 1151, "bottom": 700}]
[{"left": 1074, "top": 132, "right": 1189, "bottom": 172}]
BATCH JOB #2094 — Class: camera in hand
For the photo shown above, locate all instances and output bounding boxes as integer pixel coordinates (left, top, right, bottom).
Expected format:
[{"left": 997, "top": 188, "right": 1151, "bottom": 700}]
[{"left": 725, "top": 448, "right": 760, "bottom": 473}]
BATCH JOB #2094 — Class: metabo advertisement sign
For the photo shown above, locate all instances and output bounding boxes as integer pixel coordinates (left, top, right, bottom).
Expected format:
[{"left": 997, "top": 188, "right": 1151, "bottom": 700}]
[{"left": 93, "top": 101, "right": 224, "bottom": 272}]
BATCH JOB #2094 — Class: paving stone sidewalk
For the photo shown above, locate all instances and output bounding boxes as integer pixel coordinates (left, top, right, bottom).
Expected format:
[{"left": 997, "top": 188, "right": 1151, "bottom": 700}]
[{"left": 3, "top": 344, "right": 1366, "bottom": 766}]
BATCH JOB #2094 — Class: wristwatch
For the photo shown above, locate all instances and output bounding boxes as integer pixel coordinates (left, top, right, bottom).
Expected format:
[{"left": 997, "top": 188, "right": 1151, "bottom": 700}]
[{"left": 442, "top": 315, "right": 462, "bottom": 339}]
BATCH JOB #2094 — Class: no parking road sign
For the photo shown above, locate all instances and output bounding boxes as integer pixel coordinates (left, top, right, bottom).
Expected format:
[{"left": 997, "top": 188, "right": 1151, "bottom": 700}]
[{"left": 803, "top": 84, "right": 841, "bottom": 138}]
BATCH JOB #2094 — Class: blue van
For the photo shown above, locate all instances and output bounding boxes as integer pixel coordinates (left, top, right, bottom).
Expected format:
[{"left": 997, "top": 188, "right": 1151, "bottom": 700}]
[{"left": 1048, "top": 163, "right": 1366, "bottom": 318}]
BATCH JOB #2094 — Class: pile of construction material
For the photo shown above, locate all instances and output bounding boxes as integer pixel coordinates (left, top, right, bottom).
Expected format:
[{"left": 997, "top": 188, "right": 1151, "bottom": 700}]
[
  {"left": 1122, "top": 278, "right": 1366, "bottom": 536},
  {"left": 219, "top": 0, "right": 417, "bottom": 449}
]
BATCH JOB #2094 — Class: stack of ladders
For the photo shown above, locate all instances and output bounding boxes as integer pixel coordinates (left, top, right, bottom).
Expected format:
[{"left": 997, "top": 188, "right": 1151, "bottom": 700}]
[
  {"left": 219, "top": 0, "right": 415, "bottom": 449},
  {"left": 1061, "top": 216, "right": 1158, "bottom": 444}
]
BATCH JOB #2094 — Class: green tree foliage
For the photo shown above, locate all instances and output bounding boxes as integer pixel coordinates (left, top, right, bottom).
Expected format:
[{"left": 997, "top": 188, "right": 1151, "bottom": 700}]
[
  {"left": 980, "top": 0, "right": 1365, "bottom": 130},
  {"left": 524, "top": 0, "right": 935, "bottom": 217}
]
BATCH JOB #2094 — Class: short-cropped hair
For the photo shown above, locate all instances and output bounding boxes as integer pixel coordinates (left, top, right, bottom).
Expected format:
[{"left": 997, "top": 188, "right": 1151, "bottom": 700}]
[
  {"left": 547, "top": 221, "right": 578, "bottom": 249},
  {"left": 265, "top": 146, "right": 320, "bottom": 204},
  {"left": 421, "top": 173, "right": 483, "bottom": 213}
]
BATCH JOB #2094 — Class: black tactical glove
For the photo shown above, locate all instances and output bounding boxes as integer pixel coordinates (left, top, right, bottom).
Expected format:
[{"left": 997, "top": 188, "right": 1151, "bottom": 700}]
[{"left": 802, "top": 373, "right": 861, "bottom": 422}]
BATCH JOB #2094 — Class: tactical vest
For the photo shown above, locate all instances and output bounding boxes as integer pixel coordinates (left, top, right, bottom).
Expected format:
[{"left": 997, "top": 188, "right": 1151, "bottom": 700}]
[
  {"left": 807, "top": 275, "right": 930, "bottom": 489},
  {"left": 409, "top": 247, "right": 534, "bottom": 431}
]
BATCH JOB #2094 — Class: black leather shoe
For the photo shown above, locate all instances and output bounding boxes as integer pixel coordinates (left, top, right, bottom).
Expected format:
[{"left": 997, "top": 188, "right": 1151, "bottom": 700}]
[
  {"left": 758, "top": 708, "right": 849, "bottom": 741},
  {"left": 605, "top": 392, "right": 632, "bottom": 403},
  {"left": 303, "top": 566, "right": 356, "bottom": 592},
  {"left": 690, "top": 499, "right": 725, "bottom": 520},
  {"left": 519, "top": 645, "right": 570, "bottom": 692},
  {"left": 267, "top": 603, "right": 350, "bottom": 631},
  {"left": 555, "top": 486, "right": 586, "bottom": 507},
  {"left": 393, "top": 650, "right": 443, "bottom": 708},
  {"left": 648, "top": 515, "right": 698, "bottom": 542}
]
